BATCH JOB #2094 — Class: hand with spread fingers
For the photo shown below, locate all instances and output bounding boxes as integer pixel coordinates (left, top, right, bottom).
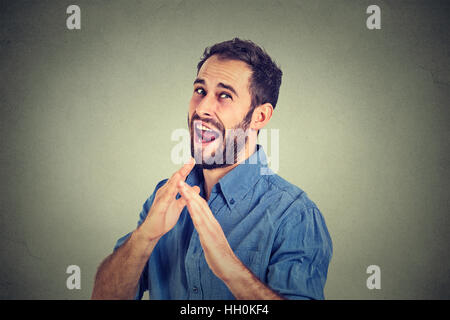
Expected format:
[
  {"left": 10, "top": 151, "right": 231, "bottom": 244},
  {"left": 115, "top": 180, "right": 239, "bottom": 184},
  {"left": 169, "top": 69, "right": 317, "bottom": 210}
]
[
  {"left": 138, "top": 158, "right": 200, "bottom": 241},
  {"left": 177, "top": 180, "right": 241, "bottom": 281}
]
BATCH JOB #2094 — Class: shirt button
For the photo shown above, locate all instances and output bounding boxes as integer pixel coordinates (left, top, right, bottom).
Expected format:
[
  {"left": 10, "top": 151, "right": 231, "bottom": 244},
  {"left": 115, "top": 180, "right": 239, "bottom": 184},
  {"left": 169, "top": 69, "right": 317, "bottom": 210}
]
[
  {"left": 193, "top": 286, "right": 199, "bottom": 293},
  {"left": 230, "top": 198, "right": 235, "bottom": 205}
]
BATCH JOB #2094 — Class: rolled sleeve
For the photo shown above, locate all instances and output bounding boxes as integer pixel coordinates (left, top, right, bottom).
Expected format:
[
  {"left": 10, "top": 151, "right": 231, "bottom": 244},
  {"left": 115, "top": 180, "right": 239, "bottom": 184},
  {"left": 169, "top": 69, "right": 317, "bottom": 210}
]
[{"left": 267, "top": 205, "right": 333, "bottom": 300}]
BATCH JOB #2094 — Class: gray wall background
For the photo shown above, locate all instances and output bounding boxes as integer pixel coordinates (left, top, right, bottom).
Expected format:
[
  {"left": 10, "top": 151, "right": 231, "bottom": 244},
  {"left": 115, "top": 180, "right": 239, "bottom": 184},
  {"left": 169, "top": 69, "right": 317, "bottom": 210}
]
[{"left": 0, "top": 0, "right": 449, "bottom": 299}]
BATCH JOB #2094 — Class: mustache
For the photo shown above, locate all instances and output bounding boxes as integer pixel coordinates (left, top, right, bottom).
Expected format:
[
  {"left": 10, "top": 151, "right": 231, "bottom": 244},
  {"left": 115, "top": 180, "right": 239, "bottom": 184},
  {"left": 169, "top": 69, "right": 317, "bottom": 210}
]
[{"left": 189, "top": 113, "right": 224, "bottom": 133}]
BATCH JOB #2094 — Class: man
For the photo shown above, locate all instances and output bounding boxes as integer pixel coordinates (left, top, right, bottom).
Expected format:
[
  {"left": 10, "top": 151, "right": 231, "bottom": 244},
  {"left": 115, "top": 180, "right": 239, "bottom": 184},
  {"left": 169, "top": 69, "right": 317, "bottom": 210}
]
[{"left": 91, "top": 38, "right": 332, "bottom": 300}]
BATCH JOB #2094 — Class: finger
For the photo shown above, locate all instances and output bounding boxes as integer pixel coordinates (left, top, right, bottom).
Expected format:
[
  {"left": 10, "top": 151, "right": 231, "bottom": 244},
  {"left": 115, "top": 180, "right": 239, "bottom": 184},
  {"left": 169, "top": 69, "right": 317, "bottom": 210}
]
[
  {"left": 170, "top": 184, "right": 201, "bottom": 214},
  {"left": 182, "top": 193, "right": 220, "bottom": 242},
  {"left": 178, "top": 181, "right": 213, "bottom": 225},
  {"left": 163, "top": 158, "right": 196, "bottom": 199},
  {"left": 177, "top": 180, "right": 198, "bottom": 199},
  {"left": 183, "top": 195, "right": 204, "bottom": 228},
  {"left": 177, "top": 180, "right": 200, "bottom": 206},
  {"left": 192, "top": 185, "right": 201, "bottom": 194},
  {"left": 178, "top": 181, "right": 207, "bottom": 205},
  {"left": 177, "top": 157, "right": 196, "bottom": 180}
]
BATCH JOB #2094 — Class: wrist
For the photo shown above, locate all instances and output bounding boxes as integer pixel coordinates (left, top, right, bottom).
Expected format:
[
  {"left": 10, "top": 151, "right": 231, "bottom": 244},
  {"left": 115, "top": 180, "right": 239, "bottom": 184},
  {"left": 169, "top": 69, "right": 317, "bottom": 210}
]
[
  {"left": 131, "top": 225, "right": 160, "bottom": 255},
  {"left": 220, "top": 256, "right": 283, "bottom": 300},
  {"left": 220, "top": 254, "right": 249, "bottom": 284}
]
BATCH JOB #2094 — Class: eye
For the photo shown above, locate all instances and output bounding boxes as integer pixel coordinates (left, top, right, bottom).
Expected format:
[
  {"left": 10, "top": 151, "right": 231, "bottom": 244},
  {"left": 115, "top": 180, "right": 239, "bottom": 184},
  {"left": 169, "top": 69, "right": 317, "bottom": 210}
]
[
  {"left": 194, "top": 87, "right": 206, "bottom": 96},
  {"left": 219, "top": 92, "right": 232, "bottom": 100}
]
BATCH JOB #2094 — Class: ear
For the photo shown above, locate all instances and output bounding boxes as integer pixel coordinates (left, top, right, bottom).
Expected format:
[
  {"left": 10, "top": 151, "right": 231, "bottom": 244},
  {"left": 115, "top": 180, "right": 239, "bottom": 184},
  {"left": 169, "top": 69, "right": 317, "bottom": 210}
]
[{"left": 250, "top": 103, "right": 273, "bottom": 131}]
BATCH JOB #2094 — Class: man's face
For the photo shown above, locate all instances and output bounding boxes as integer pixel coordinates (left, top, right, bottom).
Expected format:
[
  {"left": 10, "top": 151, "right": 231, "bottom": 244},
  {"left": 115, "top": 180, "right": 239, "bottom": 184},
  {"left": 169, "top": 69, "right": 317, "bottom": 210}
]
[{"left": 188, "top": 55, "right": 254, "bottom": 169}]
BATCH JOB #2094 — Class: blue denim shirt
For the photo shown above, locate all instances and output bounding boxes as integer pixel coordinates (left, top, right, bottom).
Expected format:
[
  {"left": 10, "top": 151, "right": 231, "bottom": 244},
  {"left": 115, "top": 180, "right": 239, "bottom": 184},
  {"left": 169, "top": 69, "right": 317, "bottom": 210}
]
[{"left": 114, "top": 145, "right": 332, "bottom": 299}]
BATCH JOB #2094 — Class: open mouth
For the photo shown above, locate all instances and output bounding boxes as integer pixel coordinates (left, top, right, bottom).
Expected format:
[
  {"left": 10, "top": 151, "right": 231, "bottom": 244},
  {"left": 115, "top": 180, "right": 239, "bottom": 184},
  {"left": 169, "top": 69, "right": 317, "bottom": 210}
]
[{"left": 194, "top": 121, "right": 220, "bottom": 144}]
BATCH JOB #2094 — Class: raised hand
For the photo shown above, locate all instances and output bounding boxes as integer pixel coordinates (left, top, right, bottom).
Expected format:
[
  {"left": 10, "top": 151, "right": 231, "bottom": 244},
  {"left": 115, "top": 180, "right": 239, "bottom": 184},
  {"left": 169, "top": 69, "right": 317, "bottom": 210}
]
[
  {"left": 139, "top": 158, "right": 200, "bottom": 241},
  {"left": 177, "top": 180, "right": 239, "bottom": 281}
]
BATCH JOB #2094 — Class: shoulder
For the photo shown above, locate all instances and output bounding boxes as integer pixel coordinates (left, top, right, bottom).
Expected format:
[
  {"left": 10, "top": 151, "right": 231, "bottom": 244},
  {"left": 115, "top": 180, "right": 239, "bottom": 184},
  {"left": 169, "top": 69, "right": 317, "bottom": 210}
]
[
  {"left": 256, "top": 173, "right": 330, "bottom": 238},
  {"left": 258, "top": 172, "right": 319, "bottom": 212},
  {"left": 155, "top": 178, "right": 168, "bottom": 189},
  {"left": 259, "top": 174, "right": 333, "bottom": 256}
]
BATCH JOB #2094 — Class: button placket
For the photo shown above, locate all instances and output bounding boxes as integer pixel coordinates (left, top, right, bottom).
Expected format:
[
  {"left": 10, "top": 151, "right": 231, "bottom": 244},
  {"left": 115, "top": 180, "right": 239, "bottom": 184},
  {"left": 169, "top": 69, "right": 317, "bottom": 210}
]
[
  {"left": 187, "top": 189, "right": 226, "bottom": 298},
  {"left": 185, "top": 228, "right": 203, "bottom": 299}
]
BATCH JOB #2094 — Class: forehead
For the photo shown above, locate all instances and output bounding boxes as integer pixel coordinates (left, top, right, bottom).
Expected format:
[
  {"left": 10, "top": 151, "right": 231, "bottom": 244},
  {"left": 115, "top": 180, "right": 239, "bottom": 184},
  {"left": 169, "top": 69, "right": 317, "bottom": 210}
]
[{"left": 197, "top": 55, "right": 252, "bottom": 91}]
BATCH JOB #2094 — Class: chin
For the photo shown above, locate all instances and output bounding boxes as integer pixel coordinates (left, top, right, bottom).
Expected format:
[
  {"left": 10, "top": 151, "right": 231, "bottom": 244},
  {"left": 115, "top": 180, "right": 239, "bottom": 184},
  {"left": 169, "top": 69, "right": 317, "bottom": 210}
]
[
  {"left": 191, "top": 148, "right": 231, "bottom": 169},
  {"left": 197, "top": 163, "right": 233, "bottom": 170}
]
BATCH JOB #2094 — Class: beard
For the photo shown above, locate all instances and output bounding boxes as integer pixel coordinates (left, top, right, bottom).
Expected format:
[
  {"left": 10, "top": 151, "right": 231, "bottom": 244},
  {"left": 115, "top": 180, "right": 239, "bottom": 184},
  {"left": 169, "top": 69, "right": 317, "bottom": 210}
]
[{"left": 189, "top": 108, "right": 254, "bottom": 170}]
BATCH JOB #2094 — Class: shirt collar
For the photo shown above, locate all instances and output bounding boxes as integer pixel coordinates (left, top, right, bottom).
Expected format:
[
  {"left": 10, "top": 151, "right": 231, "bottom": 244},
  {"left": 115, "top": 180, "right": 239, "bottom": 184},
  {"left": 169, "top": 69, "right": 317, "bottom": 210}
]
[
  {"left": 218, "top": 144, "right": 269, "bottom": 209},
  {"left": 185, "top": 144, "right": 270, "bottom": 209}
]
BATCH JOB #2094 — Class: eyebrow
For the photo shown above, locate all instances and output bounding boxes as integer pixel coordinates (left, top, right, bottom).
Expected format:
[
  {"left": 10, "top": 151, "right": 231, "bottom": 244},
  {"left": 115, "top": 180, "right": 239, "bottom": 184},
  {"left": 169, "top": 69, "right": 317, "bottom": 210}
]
[{"left": 193, "top": 78, "right": 239, "bottom": 97}]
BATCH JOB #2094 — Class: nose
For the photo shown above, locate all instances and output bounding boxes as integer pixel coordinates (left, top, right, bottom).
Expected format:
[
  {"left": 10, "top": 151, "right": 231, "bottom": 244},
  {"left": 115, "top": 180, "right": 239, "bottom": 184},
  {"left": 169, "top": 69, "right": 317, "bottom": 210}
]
[{"left": 195, "top": 93, "right": 216, "bottom": 118}]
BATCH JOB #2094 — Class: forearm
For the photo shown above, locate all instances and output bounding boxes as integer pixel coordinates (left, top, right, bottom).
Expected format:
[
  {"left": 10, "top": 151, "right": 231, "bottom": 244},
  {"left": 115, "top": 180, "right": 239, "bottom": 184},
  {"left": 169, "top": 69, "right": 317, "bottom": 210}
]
[
  {"left": 222, "top": 259, "right": 285, "bottom": 300},
  {"left": 91, "top": 227, "right": 158, "bottom": 300}
]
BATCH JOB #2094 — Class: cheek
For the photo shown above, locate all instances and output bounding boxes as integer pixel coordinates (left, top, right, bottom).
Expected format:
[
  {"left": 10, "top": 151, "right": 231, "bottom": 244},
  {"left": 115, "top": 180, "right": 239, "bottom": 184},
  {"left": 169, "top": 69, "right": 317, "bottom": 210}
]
[
  {"left": 189, "top": 95, "right": 202, "bottom": 112},
  {"left": 219, "top": 107, "right": 244, "bottom": 128},
  {"left": 191, "top": 92, "right": 203, "bottom": 103},
  {"left": 188, "top": 96, "right": 197, "bottom": 113}
]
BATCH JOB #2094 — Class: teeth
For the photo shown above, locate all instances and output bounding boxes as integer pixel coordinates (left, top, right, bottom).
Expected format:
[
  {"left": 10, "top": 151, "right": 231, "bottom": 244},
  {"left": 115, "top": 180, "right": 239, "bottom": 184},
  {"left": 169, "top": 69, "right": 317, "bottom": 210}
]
[{"left": 196, "top": 123, "right": 213, "bottom": 132}]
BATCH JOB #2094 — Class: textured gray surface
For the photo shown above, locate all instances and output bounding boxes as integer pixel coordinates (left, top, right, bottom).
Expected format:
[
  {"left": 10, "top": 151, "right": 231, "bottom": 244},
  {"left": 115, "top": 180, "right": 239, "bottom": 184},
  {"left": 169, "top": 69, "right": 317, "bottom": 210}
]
[{"left": 0, "top": 0, "right": 449, "bottom": 299}]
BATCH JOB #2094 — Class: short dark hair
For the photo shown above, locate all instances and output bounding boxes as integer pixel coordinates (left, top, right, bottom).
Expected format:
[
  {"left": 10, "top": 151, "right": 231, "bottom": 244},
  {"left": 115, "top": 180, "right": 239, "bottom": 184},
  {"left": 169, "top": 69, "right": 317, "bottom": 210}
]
[{"left": 197, "top": 38, "right": 282, "bottom": 111}]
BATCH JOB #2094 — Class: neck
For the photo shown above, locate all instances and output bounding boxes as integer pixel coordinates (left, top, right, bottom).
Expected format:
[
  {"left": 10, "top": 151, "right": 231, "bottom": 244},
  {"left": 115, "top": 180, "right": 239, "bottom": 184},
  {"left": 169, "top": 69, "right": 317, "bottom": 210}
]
[{"left": 202, "top": 143, "right": 256, "bottom": 200}]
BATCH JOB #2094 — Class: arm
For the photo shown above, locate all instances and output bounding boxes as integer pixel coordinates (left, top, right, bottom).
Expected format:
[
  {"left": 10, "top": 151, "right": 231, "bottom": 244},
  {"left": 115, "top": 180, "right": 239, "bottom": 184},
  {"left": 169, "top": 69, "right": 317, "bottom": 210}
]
[
  {"left": 91, "top": 228, "right": 158, "bottom": 300},
  {"left": 220, "top": 254, "right": 284, "bottom": 300},
  {"left": 266, "top": 206, "right": 333, "bottom": 300},
  {"left": 91, "top": 159, "right": 198, "bottom": 300}
]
